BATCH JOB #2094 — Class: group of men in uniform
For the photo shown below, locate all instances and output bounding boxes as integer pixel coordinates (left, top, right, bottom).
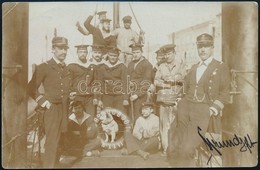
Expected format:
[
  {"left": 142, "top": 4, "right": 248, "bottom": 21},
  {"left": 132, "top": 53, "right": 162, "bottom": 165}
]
[{"left": 28, "top": 11, "right": 230, "bottom": 167}]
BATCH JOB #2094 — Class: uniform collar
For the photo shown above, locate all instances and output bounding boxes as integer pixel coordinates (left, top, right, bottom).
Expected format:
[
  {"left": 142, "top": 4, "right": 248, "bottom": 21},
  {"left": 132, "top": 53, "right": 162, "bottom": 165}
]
[
  {"left": 199, "top": 56, "right": 213, "bottom": 66},
  {"left": 69, "top": 112, "right": 90, "bottom": 125},
  {"left": 90, "top": 59, "right": 105, "bottom": 66},
  {"left": 52, "top": 57, "right": 66, "bottom": 65},
  {"left": 134, "top": 56, "right": 144, "bottom": 65},
  {"left": 104, "top": 60, "right": 123, "bottom": 68},
  {"left": 76, "top": 58, "right": 91, "bottom": 68},
  {"left": 133, "top": 57, "right": 144, "bottom": 69}
]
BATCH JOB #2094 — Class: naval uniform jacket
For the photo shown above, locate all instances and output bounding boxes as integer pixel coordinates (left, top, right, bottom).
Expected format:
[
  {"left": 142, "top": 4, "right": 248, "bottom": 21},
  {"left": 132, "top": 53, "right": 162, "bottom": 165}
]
[
  {"left": 67, "top": 112, "right": 98, "bottom": 146},
  {"left": 28, "top": 58, "right": 72, "bottom": 106},
  {"left": 67, "top": 62, "right": 95, "bottom": 96},
  {"left": 183, "top": 58, "right": 230, "bottom": 133},
  {"left": 128, "top": 58, "right": 153, "bottom": 98},
  {"left": 88, "top": 60, "right": 106, "bottom": 101},
  {"left": 96, "top": 61, "right": 129, "bottom": 100}
]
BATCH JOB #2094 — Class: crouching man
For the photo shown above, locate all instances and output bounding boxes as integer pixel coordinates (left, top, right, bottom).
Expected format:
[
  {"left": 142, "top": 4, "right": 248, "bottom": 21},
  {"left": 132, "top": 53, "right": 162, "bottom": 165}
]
[
  {"left": 61, "top": 101, "right": 101, "bottom": 161},
  {"left": 122, "top": 102, "right": 160, "bottom": 160}
]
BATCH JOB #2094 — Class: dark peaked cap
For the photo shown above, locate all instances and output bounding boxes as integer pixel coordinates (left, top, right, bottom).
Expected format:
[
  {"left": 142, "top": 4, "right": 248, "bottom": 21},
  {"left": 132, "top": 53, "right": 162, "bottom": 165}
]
[
  {"left": 196, "top": 33, "right": 214, "bottom": 45},
  {"left": 97, "top": 11, "right": 107, "bottom": 16},
  {"left": 129, "top": 43, "right": 143, "bottom": 51},
  {"left": 123, "top": 16, "right": 132, "bottom": 22},
  {"left": 155, "top": 48, "right": 165, "bottom": 55},
  {"left": 91, "top": 44, "right": 105, "bottom": 51},
  {"left": 52, "top": 37, "right": 69, "bottom": 48},
  {"left": 106, "top": 46, "right": 121, "bottom": 55},
  {"left": 160, "top": 44, "right": 176, "bottom": 53},
  {"left": 75, "top": 44, "right": 89, "bottom": 50},
  {"left": 141, "top": 101, "right": 155, "bottom": 108}
]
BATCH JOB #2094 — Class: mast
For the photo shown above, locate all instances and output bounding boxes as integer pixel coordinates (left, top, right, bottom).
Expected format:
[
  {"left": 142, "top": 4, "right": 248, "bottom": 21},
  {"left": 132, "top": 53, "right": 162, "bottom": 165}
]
[{"left": 113, "top": 2, "right": 120, "bottom": 30}]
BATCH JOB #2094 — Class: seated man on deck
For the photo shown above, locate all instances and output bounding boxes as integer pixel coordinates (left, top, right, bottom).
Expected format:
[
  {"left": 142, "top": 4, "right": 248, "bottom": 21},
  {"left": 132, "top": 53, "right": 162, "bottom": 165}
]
[
  {"left": 122, "top": 102, "right": 160, "bottom": 160},
  {"left": 61, "top": 101, "right": 101, "bottom": 160}
]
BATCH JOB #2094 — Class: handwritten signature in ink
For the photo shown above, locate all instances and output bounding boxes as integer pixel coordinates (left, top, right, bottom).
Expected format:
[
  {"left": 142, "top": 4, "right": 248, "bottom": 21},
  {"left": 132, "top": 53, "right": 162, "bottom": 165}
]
[{"left": 197, "top": 126, "right": 257, "bottom": 165}]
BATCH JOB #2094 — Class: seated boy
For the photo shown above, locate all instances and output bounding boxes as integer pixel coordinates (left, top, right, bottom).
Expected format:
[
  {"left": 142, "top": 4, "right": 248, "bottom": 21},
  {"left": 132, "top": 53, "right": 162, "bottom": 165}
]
[{"left": 122, "top": 102, "right": 160, "bottom": 159}]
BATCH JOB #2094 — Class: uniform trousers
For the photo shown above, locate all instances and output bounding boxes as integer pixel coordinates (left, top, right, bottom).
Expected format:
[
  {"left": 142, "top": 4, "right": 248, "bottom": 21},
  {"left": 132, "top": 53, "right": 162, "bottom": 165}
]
[
  {"left": 124, "top": 131, "right": 160, "bottom": 154},
  {"left": 159, "top": 104, "right": 175, "bottom": 152},
  {"left": 102, "top": 94, "right": 128, "bottom": 115},
  {"left": 167, "top": 98, "right": 210, "bottom": 166},
  {"left": 83, "top": 138, "right": 102, "bottom": 155},
  {"left": 42, "top": 101, "right": 68, "bottom": 168},
  {"left": 63, "top": 136, "right": 101, "bottom": 157}
]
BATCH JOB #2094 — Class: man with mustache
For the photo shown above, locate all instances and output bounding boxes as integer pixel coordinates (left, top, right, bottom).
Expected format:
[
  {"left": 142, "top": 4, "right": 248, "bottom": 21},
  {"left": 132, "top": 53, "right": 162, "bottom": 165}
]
[
  {"left": 67, "top": 45, "right": 96, "bottom": 116},
  {"left": 89, "top": 44, "right": 106, "bottom": 113},
  {"left": 96, "top": 46, "right": 129, "bottom": 113},
  {"left": 167, "top": 33, "right": 230, "bottom": 166},
  {"left": 127, "top": 43, "right": 153, "bottom": 123},
  {"left": 28, "top": 37, "right": 72, "bottom": 167}
]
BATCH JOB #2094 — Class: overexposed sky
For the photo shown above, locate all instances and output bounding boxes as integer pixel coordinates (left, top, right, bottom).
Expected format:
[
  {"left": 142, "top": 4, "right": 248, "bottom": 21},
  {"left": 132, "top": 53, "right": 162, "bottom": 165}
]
[{"left": 29, "top": 2, "right": 221, "bottom": 79}]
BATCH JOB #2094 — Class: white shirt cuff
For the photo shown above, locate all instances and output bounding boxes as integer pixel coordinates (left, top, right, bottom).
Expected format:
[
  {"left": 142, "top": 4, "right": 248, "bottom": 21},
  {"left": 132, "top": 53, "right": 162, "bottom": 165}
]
[{"left": 210, "top": 107, "right": 218, "bottom": 116}]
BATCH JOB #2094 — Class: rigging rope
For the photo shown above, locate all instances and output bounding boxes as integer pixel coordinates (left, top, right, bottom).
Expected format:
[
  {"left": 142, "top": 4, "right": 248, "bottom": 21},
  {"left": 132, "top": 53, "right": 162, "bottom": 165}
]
[
  {"left": 94, "top": 3, "right": 98, "bottom": 26},
  {"left": 128, "top": 3, "right": 145, "bottom": 44},
  {"left": 128, "top": 3, "right": 142, "bottom": 30}
]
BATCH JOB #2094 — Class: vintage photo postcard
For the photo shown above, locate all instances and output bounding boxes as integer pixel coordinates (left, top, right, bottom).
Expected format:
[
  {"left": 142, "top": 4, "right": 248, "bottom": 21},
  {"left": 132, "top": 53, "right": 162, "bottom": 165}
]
[{"left": 2, "top": 1, "right": 258, "bottom": 168}]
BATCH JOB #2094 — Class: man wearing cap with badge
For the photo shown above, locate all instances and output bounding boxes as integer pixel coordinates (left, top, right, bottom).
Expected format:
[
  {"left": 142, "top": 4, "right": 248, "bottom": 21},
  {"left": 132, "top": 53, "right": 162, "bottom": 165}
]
[
  {"left": 128, "top": 43, "right": 153, "bottom": 123},
  {"left": 89, "top": 44, "right": 105, "bottom": 65},
  {"left": 96, "top": 46, "right": 129, "bottom": 113},
  {"left": 154, "top": 44, "right": 185, "bottom": 156},
  {"left": 28, "top": 36, "right": 72, "bottom": 167},
  {"left": 154, "top": 48, "right": 166, "bottom": 74},
  {"left": 111, "top": 15, "right": 139, "bottom": 67},
  {"left": 122, "top": 101, "right": 160, "bottom": 160},
  {"left": 84, "top": 11, "right": 116, "bottom": 46},
  {"left": 167, "top": 33, "right": 230, "bottom": 166},
  {"left": 67, "top": 44, "right": 96, "bottom": 117},
  {"left": 150, "top": 47, "right": 167, "bottom": 92}
]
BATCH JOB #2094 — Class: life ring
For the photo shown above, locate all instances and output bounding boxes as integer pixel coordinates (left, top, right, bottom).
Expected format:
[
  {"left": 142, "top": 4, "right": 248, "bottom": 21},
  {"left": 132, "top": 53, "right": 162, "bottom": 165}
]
[{"left": 94, "top": 107, "right": 131, "bottom": 150}]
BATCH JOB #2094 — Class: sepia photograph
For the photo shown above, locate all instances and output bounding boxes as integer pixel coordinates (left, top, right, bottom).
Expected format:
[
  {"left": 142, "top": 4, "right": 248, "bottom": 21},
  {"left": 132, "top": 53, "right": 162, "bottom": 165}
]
[{"left": 2, "top": 1, "right": 258, "bottom": 168}]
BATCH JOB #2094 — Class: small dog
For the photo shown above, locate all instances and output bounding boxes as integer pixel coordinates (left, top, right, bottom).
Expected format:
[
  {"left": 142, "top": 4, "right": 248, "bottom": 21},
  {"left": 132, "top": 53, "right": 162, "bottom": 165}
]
[{"left": 98, "top": 110, "right": 119, "bottom": 143}]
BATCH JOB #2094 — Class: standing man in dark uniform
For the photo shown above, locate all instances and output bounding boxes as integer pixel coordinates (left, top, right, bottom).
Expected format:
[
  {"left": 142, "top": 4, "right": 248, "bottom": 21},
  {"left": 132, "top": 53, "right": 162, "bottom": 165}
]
[
  {"left": 97, "top": 46, "right": 129, "bottom": 114},
  {"left": 76, "top": 10, "right": 107, "bottom": 36},
  {"left": 28, "top": 37, "right": 72, "bottom": 167},
  {"left": 128, "top": 44, "right": 153, "bottom": 123},
  {"left": 167, "top": 33, "right": 230, "bottom": 166},
  {"left": 67, "top": 44, "right": 96, "bottom": 116},
  {"left": 89, "top": 44, "right": 106, "bottom": 113},
  {"left": 84, "top": 11, "right": 116, "bottom": 47}
]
